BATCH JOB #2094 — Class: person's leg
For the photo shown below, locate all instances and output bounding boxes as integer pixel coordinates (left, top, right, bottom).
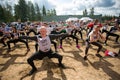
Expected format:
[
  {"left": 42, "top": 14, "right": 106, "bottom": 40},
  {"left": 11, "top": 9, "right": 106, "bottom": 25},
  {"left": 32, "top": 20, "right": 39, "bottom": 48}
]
[
  {"left": 70, "top": 35, "right": 80, "bottom": 48},
  {"left": 59, "top": 36, "right": 67, "bottom": 48},
  {"left": 110, "top": 33, "right": 120, "bottom": 43},
  {"left": 26, "top": 30, "right": 30, "bottom": 36},
  {"left": 73, "top": 30, "right": 77, "bottom": 36},
  {"left": 27, "top": 51, "right": 45, "bottom": 75},
  {"left": 84, "top": 41, "right": 90, "bottom": 60},
  {"left": 91, "top": 42, "right": 102, "bottom": 57},
  {"left": 104, "top": 33, "right": 110, "bottom": 45},
  {"left": 51, "top": 40, "right": 57, "bottom": 52},
  {"left": 7, "top": 39, "right": 17, "bottom": 50},
  {"left": 105, "top": 32, "right": 119, "bottom": 44},
  {"left": 115, "top": 35, "right": 119, "bottom": 43},
  {"left": 35, "top": 42, "right": 38, "bottom": 52},
  {"left": 0, "top": 37, "right": 7, "bottom": 47},
  {"left": 48, "top": 50, "right": 63, "bottom": 67},
  {"left": 18, "top": 39, "right": 30, "bottom": 50},
  {"left": 78, "top": 30, "right": 83, "bottom": 40}
]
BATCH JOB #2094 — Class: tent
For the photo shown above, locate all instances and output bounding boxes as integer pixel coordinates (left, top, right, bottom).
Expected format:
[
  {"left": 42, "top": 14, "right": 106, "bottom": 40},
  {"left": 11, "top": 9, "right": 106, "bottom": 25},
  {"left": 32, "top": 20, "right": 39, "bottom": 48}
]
[
  {"left": 66, "top": 17, "right": 79, "bottom": 22},
  {"left": 80, "top": 17, "right": 93, "bottom": 22}
]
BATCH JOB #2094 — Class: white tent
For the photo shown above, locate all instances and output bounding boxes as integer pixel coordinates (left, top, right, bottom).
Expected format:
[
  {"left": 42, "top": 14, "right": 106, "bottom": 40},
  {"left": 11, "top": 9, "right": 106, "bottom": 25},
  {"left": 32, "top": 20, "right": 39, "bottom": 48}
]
[
  {"left": 80, "top": 17, "right": 93, "bottom": 22},
  {"left": 66, "top": 17, "right": 79, "bottom": 22}
]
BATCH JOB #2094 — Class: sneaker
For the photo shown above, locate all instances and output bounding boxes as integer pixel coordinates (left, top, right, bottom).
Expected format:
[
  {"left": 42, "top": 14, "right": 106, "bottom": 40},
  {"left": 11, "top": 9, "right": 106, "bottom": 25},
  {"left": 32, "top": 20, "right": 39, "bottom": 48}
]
[
  {"left": 76, "top": 45, "right": 80, "bottom": 48},
  {"left": 58, "top": 45, "right": 62, "bottom": 49},
  {"left": 28, "top": 68, "right": 37, "bottom": 76},
  {"left": 115, "top": 54, "right": 118, "bottom": 57},
  {"left": 83, "top": 56, "right": 87, "bottom": 60},
  {"left": 96, "top": 54, "right": 102, "bottom": 58}
]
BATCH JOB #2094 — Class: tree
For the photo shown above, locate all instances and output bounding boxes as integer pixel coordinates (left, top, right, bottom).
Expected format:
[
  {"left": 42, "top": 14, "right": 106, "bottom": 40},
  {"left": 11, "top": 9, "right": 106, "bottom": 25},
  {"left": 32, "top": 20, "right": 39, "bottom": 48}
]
[
  {"left": 0, "top": 4, "right": 14, "bottom": 22},
  {"left": 14, "top": 4, "right": 20, "bottom": 20},
  {"left": 35, "top": 3, "right": 41, "bottom": 21},
  {"left": 46, "top": 9, "right": 56, "bottom": 16},
  {"left": 0, "top": 5, "right": 5, "bottom": 22},
  {"left": 30, "top": 3, "right": 36, "bottom": 21},
  {"left": 90, "top": 7, "right": 94, "bottom": 16},
  {"left": 5, "top": 3, "right": 14, "bottom": 22},
  {"left": 42, "top": 5, "right": 46, "bottom": 16},
  {"left": 83, "top": 9, "right": 88, "bottom": 16},
  {"left": 17, "top": 0, "right": 28, "bottom": 22},
  {"left": 53, "top": 9, "right": 56, "bottom": 15},
  {"left": 47, "top": 10, "right": 51, "bottom": 16}
]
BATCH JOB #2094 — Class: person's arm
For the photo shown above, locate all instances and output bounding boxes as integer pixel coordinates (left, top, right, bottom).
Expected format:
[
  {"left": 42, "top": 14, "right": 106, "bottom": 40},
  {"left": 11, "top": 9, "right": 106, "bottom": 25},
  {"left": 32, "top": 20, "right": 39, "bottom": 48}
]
[
  {"left": 49, "top": 33, "right": 68, "bottom": 40},
  {"left": 18, "top": 35, "right": 38, "bottom": 41},
  {"left": 99, "top": 32, "right": 106, "bottom": 41},
  {"left": 89, "top": 34, "right": 95, "bottom": 42}
]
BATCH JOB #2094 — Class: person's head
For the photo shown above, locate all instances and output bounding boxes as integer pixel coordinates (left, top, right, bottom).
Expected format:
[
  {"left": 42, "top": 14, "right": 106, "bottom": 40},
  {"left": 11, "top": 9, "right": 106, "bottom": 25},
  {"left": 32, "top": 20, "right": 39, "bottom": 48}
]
[
  {"left": 94, "top": 19, "right": 99, "bottom": 25},
  {"left": 39, "top": 26, "right": 47, "bottom": 37},
  {"left": 12, "top": 26, "right": 17, "bottom": 33},
  {"left": 93, "top": 25, "right": 101, "bottom": 32},
  {"left": 42, "top": 22, "right": 48, "bottom": 26},
  {"left": 1, "top": 22, "right": 6, "bottom": 28}
]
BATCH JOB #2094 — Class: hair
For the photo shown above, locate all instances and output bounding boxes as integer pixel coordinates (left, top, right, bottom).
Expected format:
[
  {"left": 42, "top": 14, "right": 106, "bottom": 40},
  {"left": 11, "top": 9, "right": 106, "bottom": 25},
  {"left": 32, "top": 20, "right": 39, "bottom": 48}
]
[
  {"left": 39, "top": 26, "right": 47, "bottom": 31},
  {"left": 12, "top": 26, "right": 17, "bottom": 33}
]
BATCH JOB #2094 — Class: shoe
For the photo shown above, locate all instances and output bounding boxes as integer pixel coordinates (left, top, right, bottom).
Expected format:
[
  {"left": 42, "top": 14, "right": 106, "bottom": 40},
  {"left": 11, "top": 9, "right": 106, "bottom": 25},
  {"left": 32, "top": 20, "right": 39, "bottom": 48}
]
[
  {"left": 58, "top": 45, "right": 62, "bottom": 49},
  {"left": 76, "top": 45, "right": 80, "bottom": 48},
  {"left": 96, "top": 54, "right": 102, "bottom": 58},
  {"left": 58, "top": 63, "right": 66, "bottom": 68},
  {"left": 28, "top": 68, "right": 37, "bottom": 76},
  {"left": 83, "top": 56, "right": 87, "bottom": 60},
  {"left": 115, "top": 54, "right": 118, "bottom": 57}
]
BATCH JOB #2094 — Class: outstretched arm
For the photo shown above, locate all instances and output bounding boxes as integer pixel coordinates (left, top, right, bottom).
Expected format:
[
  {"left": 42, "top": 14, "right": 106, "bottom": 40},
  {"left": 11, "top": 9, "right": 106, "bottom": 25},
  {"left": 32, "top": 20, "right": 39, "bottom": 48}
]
[
  {"left": 49, "top": 33, "right": 68, "bottom": 40},
  {"left": 18, "top": 35, "right": 38, "bottom": 42}
]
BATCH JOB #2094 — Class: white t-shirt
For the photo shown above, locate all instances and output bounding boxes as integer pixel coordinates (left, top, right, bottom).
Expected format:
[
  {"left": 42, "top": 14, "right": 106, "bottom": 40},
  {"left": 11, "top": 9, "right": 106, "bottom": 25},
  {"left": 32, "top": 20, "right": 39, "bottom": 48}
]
[
  {"left": 66, "top": 27, "right": 73, "bottom": 34},
  {"left": 102, "top": 25, "right": 108, "bottom": 30},
  {"left": 37, "top": 36, "right": 51, "bottom": 52},
  {"left": 88, "top": 31, "right": 100, "bottom": 42},
  {"left": 74, "top": 22, "right": 80, "bottom": 30}
]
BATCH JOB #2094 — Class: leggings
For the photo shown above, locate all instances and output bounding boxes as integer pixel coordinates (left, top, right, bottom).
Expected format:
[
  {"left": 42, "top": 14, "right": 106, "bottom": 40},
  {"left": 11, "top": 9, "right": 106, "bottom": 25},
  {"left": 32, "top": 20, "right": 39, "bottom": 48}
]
[
  {"left": 0, "top": 35, "right": 11, "bottom": 46},
  {"left": 60, "top": 34, "right": 79, "bottom": 46},
  {"left": 27, "top": 49, "right": 63, "bottom": 69},
  {"left": 7, "top": 38, "right": 29, "bottom": 49},
  {"left": 74, "top": 29, "right": 83, "bottom": 39},
  {"left": 103, "top": 30, "right": 119, "bottom": 44},
  {"left": 85, "top": 41, "right": 102, "bottom": 56}
]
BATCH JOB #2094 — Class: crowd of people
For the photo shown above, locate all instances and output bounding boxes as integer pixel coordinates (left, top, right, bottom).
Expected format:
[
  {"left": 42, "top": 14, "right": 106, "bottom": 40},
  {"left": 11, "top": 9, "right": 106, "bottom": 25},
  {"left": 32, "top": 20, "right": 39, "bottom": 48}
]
[{"left": 0, "top": 16, "right": 120, "bottom": 75}]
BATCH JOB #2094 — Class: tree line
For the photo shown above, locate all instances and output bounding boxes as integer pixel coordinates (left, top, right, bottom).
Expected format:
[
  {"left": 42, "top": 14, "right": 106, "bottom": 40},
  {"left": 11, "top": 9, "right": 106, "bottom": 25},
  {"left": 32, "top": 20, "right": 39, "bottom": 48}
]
[
  {"left": 83, "top": 8, "right": 118, "bottom": 22},
  {"left": 0, "top": 0, "right": 56, "bottom": 22}
]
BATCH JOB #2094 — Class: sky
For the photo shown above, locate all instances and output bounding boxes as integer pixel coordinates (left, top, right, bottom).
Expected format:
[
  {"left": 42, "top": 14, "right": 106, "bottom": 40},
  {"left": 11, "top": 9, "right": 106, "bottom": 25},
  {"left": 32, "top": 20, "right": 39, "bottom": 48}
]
[{"left": 0, "top": 0, "right": 120, "bottom": 16}]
